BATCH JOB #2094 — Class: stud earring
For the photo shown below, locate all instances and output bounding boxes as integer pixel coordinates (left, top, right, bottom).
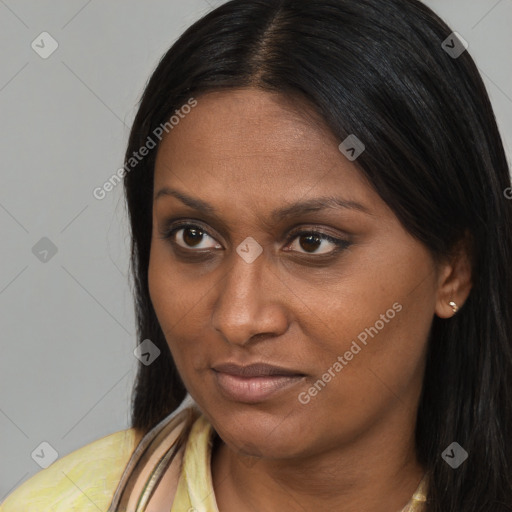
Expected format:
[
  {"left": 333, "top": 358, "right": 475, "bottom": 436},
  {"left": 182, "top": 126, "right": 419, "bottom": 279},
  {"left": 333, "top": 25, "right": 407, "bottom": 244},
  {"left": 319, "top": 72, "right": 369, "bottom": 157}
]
[{"left": 448, "top": 301, "right": 458, "bottom": 314}]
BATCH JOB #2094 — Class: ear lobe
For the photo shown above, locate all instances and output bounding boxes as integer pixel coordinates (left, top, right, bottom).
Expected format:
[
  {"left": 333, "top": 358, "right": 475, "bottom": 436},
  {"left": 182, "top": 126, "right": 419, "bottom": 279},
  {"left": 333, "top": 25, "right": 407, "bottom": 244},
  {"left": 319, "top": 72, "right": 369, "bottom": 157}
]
[{"left": 434, "top": 232, "right": 473, "bottom": 319}]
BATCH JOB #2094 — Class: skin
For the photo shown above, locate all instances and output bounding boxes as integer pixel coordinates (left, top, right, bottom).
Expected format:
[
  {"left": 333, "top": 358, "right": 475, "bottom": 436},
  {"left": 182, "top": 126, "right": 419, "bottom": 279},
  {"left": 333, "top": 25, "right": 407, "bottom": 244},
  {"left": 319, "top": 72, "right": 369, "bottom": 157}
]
[{"left": 147, "top": 88, "right": 472, "bottom": 512}]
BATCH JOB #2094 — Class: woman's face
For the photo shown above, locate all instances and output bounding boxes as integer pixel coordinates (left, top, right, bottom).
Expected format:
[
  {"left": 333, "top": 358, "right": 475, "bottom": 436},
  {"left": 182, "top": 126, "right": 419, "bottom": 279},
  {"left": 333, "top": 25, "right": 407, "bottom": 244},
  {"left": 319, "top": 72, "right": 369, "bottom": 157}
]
[{"left": 148, "top": 88, "right": 448, "bottom": 459}]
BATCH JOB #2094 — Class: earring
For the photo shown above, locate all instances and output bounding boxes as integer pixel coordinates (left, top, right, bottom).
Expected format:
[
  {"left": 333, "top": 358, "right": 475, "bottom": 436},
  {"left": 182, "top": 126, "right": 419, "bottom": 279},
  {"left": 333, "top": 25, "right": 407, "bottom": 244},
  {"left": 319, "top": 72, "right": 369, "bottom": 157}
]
[{"left": 448, "top": 301, "right": 458, "bottom": 314}]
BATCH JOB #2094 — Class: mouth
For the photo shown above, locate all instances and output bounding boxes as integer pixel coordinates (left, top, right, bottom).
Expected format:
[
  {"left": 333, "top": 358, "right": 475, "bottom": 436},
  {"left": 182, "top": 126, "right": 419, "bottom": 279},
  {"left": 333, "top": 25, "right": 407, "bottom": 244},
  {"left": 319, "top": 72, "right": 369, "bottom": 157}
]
[{"left": 211, "top": 362, "right": 306, "bottom": 403}]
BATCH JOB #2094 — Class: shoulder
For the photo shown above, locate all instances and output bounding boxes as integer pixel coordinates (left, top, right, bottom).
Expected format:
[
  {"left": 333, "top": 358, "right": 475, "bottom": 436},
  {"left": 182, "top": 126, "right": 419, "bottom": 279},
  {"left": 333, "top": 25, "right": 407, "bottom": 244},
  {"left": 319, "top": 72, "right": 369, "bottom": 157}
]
[{"left": 0, "top": 428, "right": 137, "bottom": 512}]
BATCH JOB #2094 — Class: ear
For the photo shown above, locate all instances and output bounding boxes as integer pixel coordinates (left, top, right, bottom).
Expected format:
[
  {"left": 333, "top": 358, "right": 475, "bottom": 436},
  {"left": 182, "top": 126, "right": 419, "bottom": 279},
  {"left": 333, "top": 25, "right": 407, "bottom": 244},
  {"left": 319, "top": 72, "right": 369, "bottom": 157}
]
[{"left": 434, "top": 230, "right": 473, "bottom": 319}]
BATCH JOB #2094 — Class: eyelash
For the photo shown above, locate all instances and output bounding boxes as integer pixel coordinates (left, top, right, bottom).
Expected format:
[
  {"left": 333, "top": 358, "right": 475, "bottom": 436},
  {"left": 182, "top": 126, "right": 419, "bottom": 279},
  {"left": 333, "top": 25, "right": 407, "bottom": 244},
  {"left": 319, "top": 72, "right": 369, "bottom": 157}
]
[{"left": 158, "top": 221, "right": 351, "bottom": 257}]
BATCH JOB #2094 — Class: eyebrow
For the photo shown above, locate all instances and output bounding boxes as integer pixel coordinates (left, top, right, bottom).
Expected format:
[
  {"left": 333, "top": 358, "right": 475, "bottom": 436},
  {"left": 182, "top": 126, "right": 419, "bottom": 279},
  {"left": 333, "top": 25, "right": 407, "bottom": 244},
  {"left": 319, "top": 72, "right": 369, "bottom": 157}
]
[{"left": 154, "top": 186, "right": 373, "bottom": 221}]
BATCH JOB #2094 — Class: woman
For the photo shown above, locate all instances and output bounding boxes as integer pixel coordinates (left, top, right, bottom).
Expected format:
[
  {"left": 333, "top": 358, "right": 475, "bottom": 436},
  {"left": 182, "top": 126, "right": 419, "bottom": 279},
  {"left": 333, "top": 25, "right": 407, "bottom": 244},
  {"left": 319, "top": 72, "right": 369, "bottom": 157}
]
[{"left": 2, "top": 0, "right": 511, "bottom": 510}]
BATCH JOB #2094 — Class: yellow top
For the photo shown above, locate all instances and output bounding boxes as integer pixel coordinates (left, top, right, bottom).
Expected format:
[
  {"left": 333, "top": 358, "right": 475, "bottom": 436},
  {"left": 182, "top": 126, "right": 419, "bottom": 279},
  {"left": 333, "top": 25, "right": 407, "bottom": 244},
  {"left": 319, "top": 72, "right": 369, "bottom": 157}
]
[
  {"left": 0, "top": 409, "right": 428, "bottom": 511},
  {"left": 0, "top": 429, "right": 136, "bottom": 511}
]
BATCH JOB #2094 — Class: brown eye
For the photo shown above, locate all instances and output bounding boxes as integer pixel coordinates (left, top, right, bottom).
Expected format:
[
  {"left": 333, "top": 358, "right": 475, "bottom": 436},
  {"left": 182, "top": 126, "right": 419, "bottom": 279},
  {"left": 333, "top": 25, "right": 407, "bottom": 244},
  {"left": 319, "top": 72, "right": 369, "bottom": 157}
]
[
  {"left": 297, "top": 233, "right": 323, "bottom": 253},
  {"left": 161, "top": 223, "right": 222, "bottom": 250},
  {"left": 182, "top": 226, "right": 205, "bottom": 247},
  {"left": 287, "top": 231, "right": 349, "bottom": 255}
]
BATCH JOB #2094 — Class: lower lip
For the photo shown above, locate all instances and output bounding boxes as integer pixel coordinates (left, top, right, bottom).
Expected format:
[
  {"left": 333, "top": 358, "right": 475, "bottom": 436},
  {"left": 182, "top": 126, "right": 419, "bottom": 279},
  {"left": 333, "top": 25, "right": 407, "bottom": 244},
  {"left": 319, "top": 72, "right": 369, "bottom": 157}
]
[{"left": 213, "top": 370, "right": 305, "bottom": 403}]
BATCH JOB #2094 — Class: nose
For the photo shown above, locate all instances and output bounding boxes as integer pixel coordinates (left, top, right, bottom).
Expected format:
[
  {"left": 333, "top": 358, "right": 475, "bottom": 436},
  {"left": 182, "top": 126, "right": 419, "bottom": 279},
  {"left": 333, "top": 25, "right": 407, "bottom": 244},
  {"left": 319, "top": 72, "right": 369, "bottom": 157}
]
[{"left": 211, "top": 248, "right": 289, "bottom": 347}]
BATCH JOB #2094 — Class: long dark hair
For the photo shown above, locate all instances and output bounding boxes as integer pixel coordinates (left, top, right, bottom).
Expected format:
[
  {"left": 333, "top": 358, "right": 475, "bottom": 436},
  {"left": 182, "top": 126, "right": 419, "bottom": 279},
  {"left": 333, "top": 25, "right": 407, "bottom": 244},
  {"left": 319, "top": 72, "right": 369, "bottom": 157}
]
[{"left": 123, "top": 0, "right": 512, "bottom": 509}]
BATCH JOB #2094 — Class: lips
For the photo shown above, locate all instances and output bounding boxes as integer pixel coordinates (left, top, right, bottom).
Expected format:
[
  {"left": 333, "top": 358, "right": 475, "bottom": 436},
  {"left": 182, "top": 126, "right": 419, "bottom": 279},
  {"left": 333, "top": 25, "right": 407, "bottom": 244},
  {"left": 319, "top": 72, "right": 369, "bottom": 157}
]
[
  {"left": 211, "top": 362, "right": 306, "bottom": 403},
  {"left": 212, "top": 362, "right": 305, "bottom": 378}
]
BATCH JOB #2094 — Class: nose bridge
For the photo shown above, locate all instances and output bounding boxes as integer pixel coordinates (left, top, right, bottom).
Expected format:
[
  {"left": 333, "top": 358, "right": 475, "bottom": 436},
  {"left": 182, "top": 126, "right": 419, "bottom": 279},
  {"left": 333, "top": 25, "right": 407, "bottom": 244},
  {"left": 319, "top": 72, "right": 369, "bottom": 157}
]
[{"left": 212, "top": 246, "right": 287, "bottom": 345}]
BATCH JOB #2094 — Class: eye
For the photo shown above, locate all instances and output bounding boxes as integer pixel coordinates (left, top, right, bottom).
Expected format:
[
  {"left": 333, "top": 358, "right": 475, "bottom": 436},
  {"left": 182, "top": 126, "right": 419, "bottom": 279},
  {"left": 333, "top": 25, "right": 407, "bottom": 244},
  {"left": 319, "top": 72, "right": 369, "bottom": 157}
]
[
  {"left": 159, "top": 221, "right": 351, "bottom": 257},
  {"left": 285, "top": 230, "right": 351, "bottom": 255},
  {"left": 160, "top": 223, "right": 222, "bottom": 250}
]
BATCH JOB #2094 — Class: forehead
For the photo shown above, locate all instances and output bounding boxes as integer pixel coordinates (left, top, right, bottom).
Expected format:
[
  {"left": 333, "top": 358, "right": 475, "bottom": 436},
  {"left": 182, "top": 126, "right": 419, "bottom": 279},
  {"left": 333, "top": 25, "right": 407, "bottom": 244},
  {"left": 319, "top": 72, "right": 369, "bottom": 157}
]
[{"left": 153, "top": 88, "right": 375, "bottom": 211}]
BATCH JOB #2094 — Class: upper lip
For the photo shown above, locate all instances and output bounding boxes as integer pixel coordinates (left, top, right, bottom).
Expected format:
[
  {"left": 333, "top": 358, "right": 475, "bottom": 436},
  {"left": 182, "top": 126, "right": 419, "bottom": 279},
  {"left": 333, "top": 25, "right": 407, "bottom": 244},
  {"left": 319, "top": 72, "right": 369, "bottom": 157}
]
[{"left": 212, "top": 362, "right": 305, "bottom": 378}]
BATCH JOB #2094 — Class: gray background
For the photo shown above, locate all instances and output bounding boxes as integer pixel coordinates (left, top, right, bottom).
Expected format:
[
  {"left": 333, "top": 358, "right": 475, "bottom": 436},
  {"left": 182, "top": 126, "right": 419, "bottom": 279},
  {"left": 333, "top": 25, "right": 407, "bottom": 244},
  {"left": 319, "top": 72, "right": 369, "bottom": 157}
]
[{"left": 1, "top": 0, "right": 511, "bottom": 500}]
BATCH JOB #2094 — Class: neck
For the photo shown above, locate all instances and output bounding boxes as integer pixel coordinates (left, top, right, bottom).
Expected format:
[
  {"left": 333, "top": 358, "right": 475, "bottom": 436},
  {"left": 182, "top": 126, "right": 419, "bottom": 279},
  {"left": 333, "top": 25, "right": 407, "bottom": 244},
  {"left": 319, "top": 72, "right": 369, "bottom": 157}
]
[{"left": 211, "top": 411, "right": 424, "bottom": 512}]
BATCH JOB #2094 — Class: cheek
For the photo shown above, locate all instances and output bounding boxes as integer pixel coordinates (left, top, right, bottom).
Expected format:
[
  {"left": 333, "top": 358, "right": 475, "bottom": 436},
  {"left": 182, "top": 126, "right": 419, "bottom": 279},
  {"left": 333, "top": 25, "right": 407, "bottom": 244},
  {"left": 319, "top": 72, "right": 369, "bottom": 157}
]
[
  {"left": 148, "top": 240, "right": 200, "bottom": 326},
  {"left": 292, "top": 307, "right": 428, "bottom": 450},
  {"left": 296, "top": 250, "right": 434, "bottom": 418},
  {"left": 148, "top": 245, "right": 176, "bottom": 329},
  {"left": 147, "top": 244, "right": 212, "bottom": 376}
]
